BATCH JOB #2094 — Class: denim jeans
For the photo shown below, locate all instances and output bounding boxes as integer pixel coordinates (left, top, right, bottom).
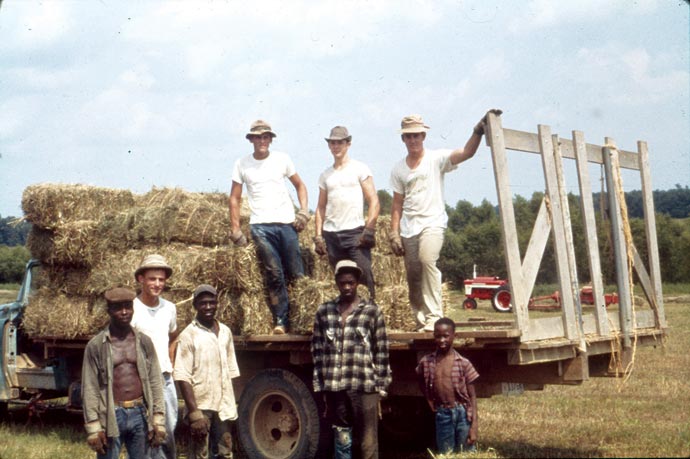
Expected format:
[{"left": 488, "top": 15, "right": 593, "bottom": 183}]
[
  {"left": 325, "top": 390, "right": 380, "bottom": 459},
  {"left": 435, "top": 403, "right": 475, "bottom": 454},
  {"left": 250, "top": 223, "right": 305, "bottom": 327},
  {"left": 187, "top": 410, "right": 233, "bottom": 459},
  {"left": 150, "top": 373, "right": 178, "bottom": 459},
  {"left": 323, "top": 227, "right": 375, "bottom": 300},
  {"left": 402, "top": 227, "right": 445, "bottom": 329},
  {"left": 97, "top": 405, "right": 148, "bottom": 459}
]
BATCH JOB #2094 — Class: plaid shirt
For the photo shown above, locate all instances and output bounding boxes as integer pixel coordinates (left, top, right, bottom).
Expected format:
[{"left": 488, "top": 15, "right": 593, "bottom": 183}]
[
  {"left": 311, "top": 297, "right": 392, "bottom": 393},
  {"left": 416, "top": 349, "right": 479, "bottom": 421}
]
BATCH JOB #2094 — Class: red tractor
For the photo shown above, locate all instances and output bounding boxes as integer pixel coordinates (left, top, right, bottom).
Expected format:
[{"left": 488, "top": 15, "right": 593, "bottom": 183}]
[{"left": 463, "top": 275, "right": 512, "bottom": 313}]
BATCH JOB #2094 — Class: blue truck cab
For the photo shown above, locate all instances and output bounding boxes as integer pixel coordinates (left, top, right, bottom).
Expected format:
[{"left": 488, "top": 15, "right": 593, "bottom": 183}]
[{"left": 0, "top": 260, "right": 73, "bottom": 409}]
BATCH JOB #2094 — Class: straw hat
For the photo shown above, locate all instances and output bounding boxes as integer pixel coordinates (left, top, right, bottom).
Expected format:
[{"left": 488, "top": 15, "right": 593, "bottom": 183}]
[
  {"left": 134, "top": 254, "right": 173, "bottom": 280},
  {"left": 399, "top": 114, "right": 430, "bottom": 134},
  {"left": 325, "top": 126, "right": 352, "bottom": 142},
  {"left": 246, "top": 119, "right": 277, "bottom": 139}
]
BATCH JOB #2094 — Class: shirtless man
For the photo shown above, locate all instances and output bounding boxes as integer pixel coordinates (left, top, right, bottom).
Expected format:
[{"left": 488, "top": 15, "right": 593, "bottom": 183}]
[
  {"left": 416, "top": 317, "right": 479, "bottom": 454},
  {"left": 81, "top": 287, "right": 166, "bottom": 459}
]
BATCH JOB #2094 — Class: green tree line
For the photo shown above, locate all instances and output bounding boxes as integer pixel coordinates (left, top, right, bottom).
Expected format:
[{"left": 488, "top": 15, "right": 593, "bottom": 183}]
[{"left": 439, "top": 192, "right": 690, "bottom": 288}]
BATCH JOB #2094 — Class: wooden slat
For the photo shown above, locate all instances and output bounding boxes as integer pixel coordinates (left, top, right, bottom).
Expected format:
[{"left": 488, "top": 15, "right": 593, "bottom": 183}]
[
  {"left": 572, "top": 130, "right": 610, "bottom": 336},
  {"left": 637, "top": 141, "right": 667, "bottom": 328},
  {"left": 502, "top": 128, "right": 640, "bottom": 170},
  {"left": 552, "top": 134, "right": 585, "bottom": 350},
  {"left": 603, "top": 138, "right": 633, "bottom": 347},
  {"left": 538, "top": 126, "right": 578, "bottom": 340},
  {"left": 487, "top": 113, "right": 530, "bottom": 337},
  {"left": 521, "top": 198, "right": 551, "bottom": 295}
]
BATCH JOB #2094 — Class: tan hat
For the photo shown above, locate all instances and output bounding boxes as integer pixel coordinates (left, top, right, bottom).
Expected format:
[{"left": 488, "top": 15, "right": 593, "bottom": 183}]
[
  {"left": 334, "top": 259, "right": 362, "bottom": 279},
  {"left": 400, "top": 114, "right": 430, "bottom": 134},
  {"left": 246, "top": 119, "right": 277, "bottom": 139},
  {"left": 104, "top": 287, "right": 136, "bottom": 305},
  {"left": 134, "top": 254, "right": 173, "bottom": 280},
  {"left": 325, "top": 126, "right": 352, "bottom": 142}
]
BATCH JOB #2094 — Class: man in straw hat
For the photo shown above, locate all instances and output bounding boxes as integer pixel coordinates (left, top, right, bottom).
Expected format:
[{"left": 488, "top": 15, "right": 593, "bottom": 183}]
[
  {"left": 81, "top": 287, "right": 166, "bottom": 459},
  {"left": 229, "top": 119, "right": 309, "bottom": 335},
  {"left": 175, "top": 285, "right": 240, "bottom": 459},
  {"left": 311, "top": 260, "right": 392, "bottom": 459},
  {"left": 131, "top": 254, "right": 179, "bottom": 459},
  {"left": 389, "top": 110, "right": 502, "bottom": 332},
  {"left": 314, "top": 125, "right": 380, "bottom": 299}
]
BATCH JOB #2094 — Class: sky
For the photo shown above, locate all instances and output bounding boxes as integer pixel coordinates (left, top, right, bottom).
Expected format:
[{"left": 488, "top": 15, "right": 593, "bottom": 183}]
[{"left": 1, "top": 0, "right": 688, "bottom": 218}]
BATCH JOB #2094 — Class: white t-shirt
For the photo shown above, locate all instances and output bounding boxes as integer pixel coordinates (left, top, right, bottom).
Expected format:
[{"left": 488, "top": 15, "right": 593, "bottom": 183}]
[
  {"left": 390, "top": 148, "right": 457, "bottom": 238},
  {"left": 131, "top": 297, "right": 177, "bottom": 373},
  {"left": 318, "top": 159, "right": 372, "bottom": 232},
  {"left": 231, "top": 151, "right": 297, "bottom": 224}
]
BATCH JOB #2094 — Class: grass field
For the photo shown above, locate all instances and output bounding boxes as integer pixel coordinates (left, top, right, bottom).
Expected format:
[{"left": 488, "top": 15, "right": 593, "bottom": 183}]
[{"left": 1, "top": 288, "right": 688, "bottom": 458}]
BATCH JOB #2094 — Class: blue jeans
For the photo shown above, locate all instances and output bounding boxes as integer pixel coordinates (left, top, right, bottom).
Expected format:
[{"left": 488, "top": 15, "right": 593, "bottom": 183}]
[
  {"left": 150, "top": 373, "right": 178, "bottom": 459},
  {"left": 98, "top": 405, "right": 148, "bottom": 459},
  {"left": 326, "top": 390, "right": 380, "bottom": 459},
  {"left": 323, "top": 227, "right": 375, "bottom": 300},
  {"left": 250, "top": 223, "right": 305, "bottom": 327},
  {"left": 435, "top": 403, "right": 475, "bottom": 454}
]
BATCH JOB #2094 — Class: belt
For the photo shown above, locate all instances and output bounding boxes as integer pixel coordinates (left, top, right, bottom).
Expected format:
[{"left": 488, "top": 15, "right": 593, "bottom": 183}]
[
  {"left": 435, "top": 401, "right": 460, "bottom": 409},
  {"left": 116, "top": 397, "right": 144, "bottom": 408}
]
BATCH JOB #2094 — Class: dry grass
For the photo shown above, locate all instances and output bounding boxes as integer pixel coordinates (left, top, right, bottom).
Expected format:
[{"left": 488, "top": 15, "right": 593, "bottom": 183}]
[{"left": 1, "top": 291, "right": 688, "bottom": 458}]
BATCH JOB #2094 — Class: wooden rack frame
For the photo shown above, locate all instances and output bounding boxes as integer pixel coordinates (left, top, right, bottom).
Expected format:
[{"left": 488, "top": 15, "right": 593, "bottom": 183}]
[{"left": 485, "top": 113, "right": 667, "bottom": 347}]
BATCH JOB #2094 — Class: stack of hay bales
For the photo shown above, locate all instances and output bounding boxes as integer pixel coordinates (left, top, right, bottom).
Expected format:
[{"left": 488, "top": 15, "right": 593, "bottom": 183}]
[{"left": 21, "top": 183, "right": 419, "bottom": 339}]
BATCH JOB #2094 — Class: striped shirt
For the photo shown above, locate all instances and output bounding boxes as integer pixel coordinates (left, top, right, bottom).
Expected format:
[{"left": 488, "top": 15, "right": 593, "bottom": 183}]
[
  {"left": 311, "top": 298, "right": 392, "bottom": 393},
  {"left": 416, "top": 349, "right": 479, "bottom": 421}
]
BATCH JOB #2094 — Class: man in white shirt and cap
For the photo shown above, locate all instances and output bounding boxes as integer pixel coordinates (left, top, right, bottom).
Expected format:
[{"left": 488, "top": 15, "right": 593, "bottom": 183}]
[{"left": 389, "top": 110, "right": 501, "bottom": 331}]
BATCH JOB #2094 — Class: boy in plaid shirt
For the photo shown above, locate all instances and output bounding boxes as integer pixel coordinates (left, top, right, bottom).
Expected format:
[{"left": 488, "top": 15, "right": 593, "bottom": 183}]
[
  {"left": 311, "top": 260, "right": 392, "bottom": 459},
  {"left": 416, "top": 317, "right": 479, "bottom": 454}
]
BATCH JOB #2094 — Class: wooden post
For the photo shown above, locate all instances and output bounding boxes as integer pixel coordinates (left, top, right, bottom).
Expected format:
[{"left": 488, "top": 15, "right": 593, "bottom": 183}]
[
  {"left": 486, "top": 113, "right": 530, "bottom": 338},
  {"left": 538, "top": 126, "right": 578, "bottom": 340},
  {"left": 572, "top": 130, "right": 610, "bottom": 336},
  {"left": 602, "top": 138, "right": 633, "bottom": 348},
  {"left": 637, "top": 141, "right": 667, "bottom": 329}
]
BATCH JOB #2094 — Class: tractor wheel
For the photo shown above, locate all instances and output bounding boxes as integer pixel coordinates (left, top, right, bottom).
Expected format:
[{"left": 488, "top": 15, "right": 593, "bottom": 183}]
[
  {"left": 462, "top": 298, "right": 478, "bottom": 310},
  {"left": 237, "top": 369, "right": 321, "bottom": 459},
  {"left": 492, "top": 286, "right": 513, "bottom": 313}
]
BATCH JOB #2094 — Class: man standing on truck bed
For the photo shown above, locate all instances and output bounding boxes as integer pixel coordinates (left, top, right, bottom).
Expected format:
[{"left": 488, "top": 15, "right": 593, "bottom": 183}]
[
  {"left": 131, "top": 254, "right": 178, "bottom": 459},
  {"left": 314, "top": 126, "right": 380, "bottom": 299},
  {"left": 81, "top": 287, "right": 167, "bottom": 459},
  {"left": 229, "top": 119, "right": 309, "bottom": 335},
  {"left": 389, "top": 110, "right": 502, "bottom": 331},
  {"left": 311, "top": 260, "right": 392, "bottom": 459},
  {"left": 174, "top": 284, "right": 240, "bottom": 459}
]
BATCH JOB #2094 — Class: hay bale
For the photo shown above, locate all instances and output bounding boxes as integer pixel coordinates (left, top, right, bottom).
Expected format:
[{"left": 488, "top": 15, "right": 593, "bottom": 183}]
[
  {"left": 22, "top": 288, "right": 109, "bottom": 339},
  {"left": 22, "top": 184, "right": 136, "bottom": 229}
]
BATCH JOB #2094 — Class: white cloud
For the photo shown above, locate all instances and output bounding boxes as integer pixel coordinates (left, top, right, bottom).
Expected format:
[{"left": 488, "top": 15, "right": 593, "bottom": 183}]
[
  {"left": 0, "top": 1, "right": 73, "bottom": 49},
  {"left": 508, "top": 0, "right": 658, "bottom": 33},
  {"left": 2, "top": 66, "right": 75, "bottom": 90}
]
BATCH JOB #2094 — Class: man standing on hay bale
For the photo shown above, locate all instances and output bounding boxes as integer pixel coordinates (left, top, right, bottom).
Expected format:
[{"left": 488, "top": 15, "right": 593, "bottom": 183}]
[
  {"left": 389, "top": 110, "right": 502, "bottom": 332},
  {"left": 229, "top": 119, "right": 309, "bottom": 335},
  {"left": 81, "top": 287, "right": 167, "bottom": 459},
  {"left": 175, "top": 284, "right": 240, "bottom": 459},
  {"left": 131, "top": 254, "right": 179, "bottom": 459},
  {"left": 311, "top": 260, "right": 392, "bottom": 459},
  {"left": 314, "top": 126, "right": 380, "bottom": 300}
]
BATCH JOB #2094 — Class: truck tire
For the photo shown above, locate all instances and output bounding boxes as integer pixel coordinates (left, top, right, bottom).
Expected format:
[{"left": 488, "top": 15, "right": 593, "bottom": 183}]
[
  {"left": 0, "top": 401, "right": 7, "bottom": 420},
  {"left": 237, "top": 368, "right": 320, "bottom": 459},
  {"left": 492, "top": 285, "right": 513, "bottom": 312}
]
